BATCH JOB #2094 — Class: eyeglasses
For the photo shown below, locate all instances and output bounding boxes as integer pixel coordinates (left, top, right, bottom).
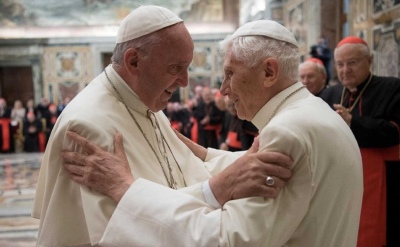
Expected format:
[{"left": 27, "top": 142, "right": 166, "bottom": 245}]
[{"left": 335, "top": 57, "right": 368, "bottom": 69}]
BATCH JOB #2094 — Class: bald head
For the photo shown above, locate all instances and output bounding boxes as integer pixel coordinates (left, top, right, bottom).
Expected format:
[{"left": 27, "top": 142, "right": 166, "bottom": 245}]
[{"left": 299, "top": 61, "right": 326, "bottom": 95}]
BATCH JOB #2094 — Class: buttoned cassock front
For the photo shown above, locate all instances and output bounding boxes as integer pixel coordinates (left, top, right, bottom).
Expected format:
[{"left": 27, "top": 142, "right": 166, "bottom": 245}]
[{"left": 98, "top": 83, "right": 364, "bottom": 247}]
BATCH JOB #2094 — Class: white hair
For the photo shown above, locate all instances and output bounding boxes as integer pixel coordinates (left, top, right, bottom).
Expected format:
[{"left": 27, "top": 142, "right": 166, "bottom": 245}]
[{"left": 219, "top": 35, "right": 300, "bottom": 81}]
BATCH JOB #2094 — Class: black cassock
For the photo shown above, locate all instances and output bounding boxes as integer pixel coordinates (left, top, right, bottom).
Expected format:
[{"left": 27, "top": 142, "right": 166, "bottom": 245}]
[{"left": 321, "top": 74, "right": 400, "bottom": 247}]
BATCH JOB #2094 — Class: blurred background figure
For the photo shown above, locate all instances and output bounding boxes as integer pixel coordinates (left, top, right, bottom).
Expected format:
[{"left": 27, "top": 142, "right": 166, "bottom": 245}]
[
  {"left": 219, "top": 97, "right": 242, "bottom": 151},
  {"left": 36, "top": 97, "right": 50, "bottom": 119},
  {"left": 25, "top": 98, "right": 38, "bottom": 119},
  {"left": 299, "top": 57, "right": 328, "bottom": 97},
  {"left": 43, "top": 103, "right": 58, "bottom": 146},
  {"left": 11, "top": 100, "right": 26, "bottom": 152},
  {"left": 164, "top": 102, "right": 192, "bottom": 139},
  {"left": 0, "top": 97, "right": 11, "bottom": 118},
  {"left": 11, "top": 100, "right": 25, "bottom": 124},
  {"left": 309, "top": 36, "right": 332, "bottom": 85},
  {"left": 57, "top": 97, "right": 71, "bottom": 116},
  {"left": 193, "top": 86, "right": 224, "bottom": 148},
  {"left": 321, "top": 36, "right": 400, "bottom": 247},
  {"left": 214, "top": 90, "right": 227, "bottom": 112},
  {"left": 191, "top": 85, "right": 204, "bottom": 110},
  {"left": 0, "top": 97, "right": 12, "bottom": 153},
  {"left": 23, "top": 112, "right": 42, "bottom": 153}
]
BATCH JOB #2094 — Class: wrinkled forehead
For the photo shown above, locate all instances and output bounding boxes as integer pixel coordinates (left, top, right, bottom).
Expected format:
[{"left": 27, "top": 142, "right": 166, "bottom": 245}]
[
  {"left": 152, "top": 24, "right": 193, "bottom": 57},
  {"left": 334, "top": 43, "right": 368, "bottom": 60}
]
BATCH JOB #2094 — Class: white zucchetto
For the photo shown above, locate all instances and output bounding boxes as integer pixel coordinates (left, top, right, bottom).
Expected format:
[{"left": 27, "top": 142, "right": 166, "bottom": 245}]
[
  {"left": 116, "top": 5, "right": 183, "bottom": 44},
  {"left": 230, "top": 20, "right": 299, "bottom": 48}
]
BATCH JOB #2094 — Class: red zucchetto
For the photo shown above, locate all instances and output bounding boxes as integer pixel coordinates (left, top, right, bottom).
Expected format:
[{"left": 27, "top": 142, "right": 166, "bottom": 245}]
[
  {"left": 336, "top": 36, "right": 368, "bottom": 48},
  {"left": 307, "top": 57, "right": 324, "bottom": 65}
]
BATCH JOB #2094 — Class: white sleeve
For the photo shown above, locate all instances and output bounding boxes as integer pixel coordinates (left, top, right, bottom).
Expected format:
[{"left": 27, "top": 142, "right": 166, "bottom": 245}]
[
  {"left": 203, "top": 148, "right": 245, "bottom": 176},
  {"left": 99, "top": 127, "right": 312, "bottom": 247},
  {"left": 201, "top": 180, "right": 222, "bottom": 209},
  {"left": 99, "top": 179, "right": 222, "bottom": 247}
]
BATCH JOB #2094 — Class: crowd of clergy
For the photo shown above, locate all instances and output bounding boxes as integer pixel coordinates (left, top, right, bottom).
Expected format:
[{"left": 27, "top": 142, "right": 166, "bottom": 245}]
[{"left": 0, "top": 96, "right": 69, "bottom": 153}]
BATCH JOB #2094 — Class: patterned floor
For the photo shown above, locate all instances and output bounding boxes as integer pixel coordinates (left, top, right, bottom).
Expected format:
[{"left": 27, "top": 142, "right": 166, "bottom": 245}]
[{"left": 0, "top": 152, "right": 43, "bottom": 247}]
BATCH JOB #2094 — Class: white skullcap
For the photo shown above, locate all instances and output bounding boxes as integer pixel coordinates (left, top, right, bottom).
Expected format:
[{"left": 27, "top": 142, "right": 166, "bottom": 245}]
[
  {"left": 230, "top": 20, "right": 299, "bottom": 48},
  {"left": 116, "top": 5, "right": 183, "bottom": 44}
]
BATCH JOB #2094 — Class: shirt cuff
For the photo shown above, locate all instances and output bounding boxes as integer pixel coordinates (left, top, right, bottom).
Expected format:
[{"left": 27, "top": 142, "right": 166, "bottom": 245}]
[{"left": 201, "top": 180, "right": 222, "bottom": 209}]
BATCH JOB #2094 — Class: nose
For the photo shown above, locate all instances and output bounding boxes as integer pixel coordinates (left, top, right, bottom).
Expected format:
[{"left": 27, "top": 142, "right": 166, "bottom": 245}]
[
  {"left": 220, "top": 78, "right": 230, "bottom": 96},
  {"left": 177, "top": 70, "right": 189, "bottom": 87}
]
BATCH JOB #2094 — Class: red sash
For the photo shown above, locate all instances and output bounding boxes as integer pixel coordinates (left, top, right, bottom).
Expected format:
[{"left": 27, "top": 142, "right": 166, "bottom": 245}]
[
  {"left": 227, "top": 131, "right": 242, "bottom": 149},
  {"left": 357, "top": 145, "right": 399, "bottom": 247},
  {"left": 51, "top": 116, "right": 57, "bottom": 125},
  {"left": 203, "top": 123, "right": 221, "bottom": 131},
  {"left": 0, "top": 119, "right": 11, "bottom": 151},
  {"left": 203, "top": 124, "right": 222, "bottom": 140},
  {"left": 39, "top": 132, "right": 46, "bottom": 152},
  {"left": 190, "top": 117, "right": 198, "bottom": 143},
  {"left": 170, "top": 121, "right": 180, "bottom": 131}
]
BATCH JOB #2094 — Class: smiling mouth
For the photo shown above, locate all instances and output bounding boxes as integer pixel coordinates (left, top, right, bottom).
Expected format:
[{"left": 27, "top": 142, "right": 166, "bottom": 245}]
[{"left": 165, "top": 89, "right": 174, "bottom": 94}]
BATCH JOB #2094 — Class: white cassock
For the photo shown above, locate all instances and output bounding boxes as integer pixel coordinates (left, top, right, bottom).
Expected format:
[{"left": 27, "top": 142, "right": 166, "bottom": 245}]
[
  {"left": 33, "top": 64, "right": 362, "bottom": 247},
  {"left": 32, "top": 65, "right": 242, "bottom": 246},
  {"left": 98, "top": 82, "right": 364, "bottom": 247}
]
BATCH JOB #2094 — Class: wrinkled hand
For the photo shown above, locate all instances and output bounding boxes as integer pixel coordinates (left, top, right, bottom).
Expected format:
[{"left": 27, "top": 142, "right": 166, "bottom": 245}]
[
  {"left": 246, "top": 136, "right": 260, "bottom": 154},
  {"left": 210, "top": 138, "right": 293, "bottom": 206},
  {"left": 333, "top": 104, "right": 352, "bottom": 126},
  {"left": 61, "top": 131, "right": 133, "bottom": 203}
]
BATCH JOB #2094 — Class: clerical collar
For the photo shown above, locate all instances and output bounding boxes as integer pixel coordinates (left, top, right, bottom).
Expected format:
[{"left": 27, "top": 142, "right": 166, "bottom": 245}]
[
  {"left": 340, "top": 73, "right": 373, "bottom": 113},
  {"left": 252, "top": 82, "right": 307, "bottom": 130},
  {"left": 347, "top": 73, "right": 373, "bottom": 93}
]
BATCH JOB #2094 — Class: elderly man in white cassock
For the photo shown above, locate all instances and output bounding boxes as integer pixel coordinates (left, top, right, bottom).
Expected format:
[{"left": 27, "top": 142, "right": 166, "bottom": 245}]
[
  {"left": 32, "top": 5, "right": 294, "bottom": 247},
  {"left": 60, "top": 12, "right": 364, "bottom": 247}
]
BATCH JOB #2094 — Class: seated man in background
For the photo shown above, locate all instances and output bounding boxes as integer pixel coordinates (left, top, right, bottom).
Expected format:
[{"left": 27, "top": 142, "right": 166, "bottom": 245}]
[
  {"left": 62, "top": 19, "right": 363, "bottom": 246},
  {"left": 321, "top": 36, "right": 400, "bottom": 247}
]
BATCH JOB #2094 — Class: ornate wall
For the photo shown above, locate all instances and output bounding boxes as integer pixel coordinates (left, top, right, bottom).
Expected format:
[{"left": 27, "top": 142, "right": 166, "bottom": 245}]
[
  {"left": 0, "top": 0, "right": 237, "bottom": 105},
  {"left": 186, "top": 41, "right": 224, "bottom": 99},
  {"left": 42, "top": 46, "right": 94, "bottom": 104},
  {"left": 350, "top": 0, "right": 400, "bottom": 77}
]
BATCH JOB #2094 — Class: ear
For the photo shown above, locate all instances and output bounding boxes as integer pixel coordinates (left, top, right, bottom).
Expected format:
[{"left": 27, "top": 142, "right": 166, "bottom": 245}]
[
  {"left": 262, "top": 58, "right": 279, "bottom": 87},
  {"left": 123, "top": 48, "right": 140, "bottom": 73},
  {"left": 367, "top": 54, "right": 373, "bottom": 67}
]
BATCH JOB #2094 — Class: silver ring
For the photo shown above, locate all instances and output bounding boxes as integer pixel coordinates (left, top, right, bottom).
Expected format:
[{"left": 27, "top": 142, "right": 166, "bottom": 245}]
[{"left": 266, "top": 176, "right": 275, "bottom": 187}]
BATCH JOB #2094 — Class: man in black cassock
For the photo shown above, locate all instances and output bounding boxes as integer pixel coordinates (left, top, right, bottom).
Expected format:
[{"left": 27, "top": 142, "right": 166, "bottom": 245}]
[{"left": 320, "top": 36, "right": 400, "bottom": 247}]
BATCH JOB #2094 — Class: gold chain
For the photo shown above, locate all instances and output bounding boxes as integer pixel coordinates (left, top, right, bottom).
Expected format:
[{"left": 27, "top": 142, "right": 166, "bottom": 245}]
[
  {"left": 104, "top": 69, "right": 186, "bottom": 189},
  {"left": 340, "top": 73, "right": 373, "bottom": 113},
  {"left": 267, "top": 85, "right": 306, "bottom": 124}
]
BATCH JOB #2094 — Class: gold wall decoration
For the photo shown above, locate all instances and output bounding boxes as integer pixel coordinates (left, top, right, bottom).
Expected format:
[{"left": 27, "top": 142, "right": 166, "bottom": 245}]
[{"left": 42, "top": 46, "right": 93, "bottom": 104}]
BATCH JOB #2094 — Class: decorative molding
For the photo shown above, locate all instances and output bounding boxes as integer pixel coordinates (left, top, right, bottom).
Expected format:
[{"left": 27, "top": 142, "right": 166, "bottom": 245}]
[
  {"left": 372, "top": 19, "right": 400, "bottom": 77},
  {"left": 372, "top": 0, "right": 400, "bottom": 23}
]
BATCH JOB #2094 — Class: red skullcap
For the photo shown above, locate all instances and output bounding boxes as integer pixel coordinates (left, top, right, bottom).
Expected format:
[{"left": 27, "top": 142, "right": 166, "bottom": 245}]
[
  {"left": 336, "top": 36, "right": 368, "bottom": 48},
  {"left": 307, "top": 57, "right": 324, "bottom": 65}
]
